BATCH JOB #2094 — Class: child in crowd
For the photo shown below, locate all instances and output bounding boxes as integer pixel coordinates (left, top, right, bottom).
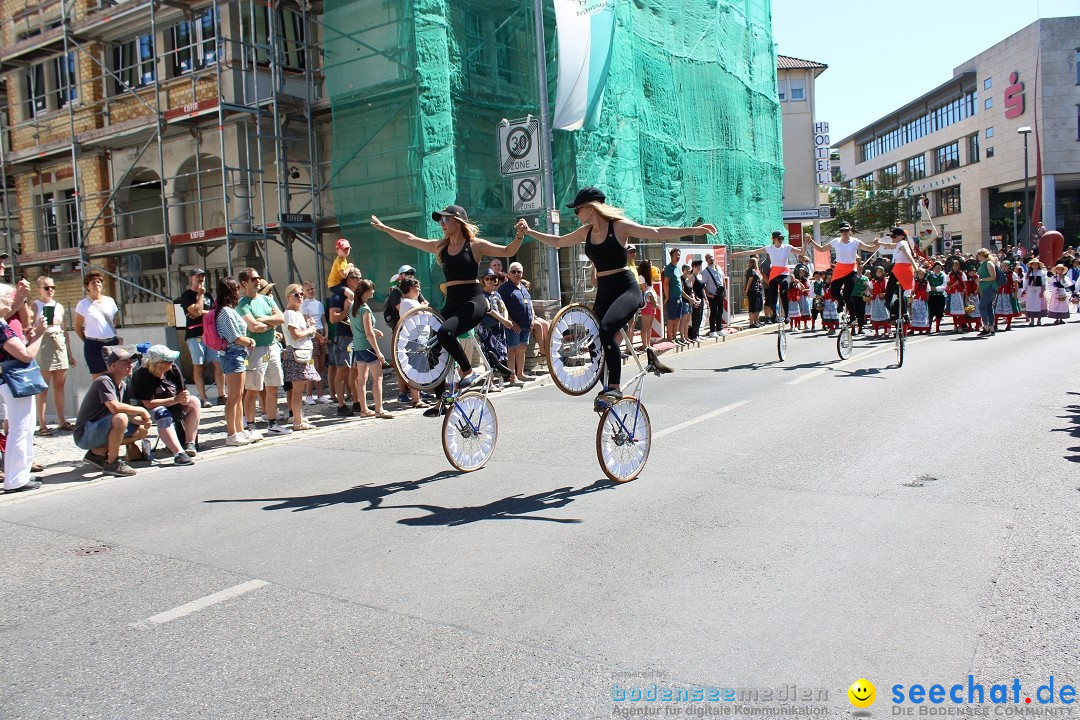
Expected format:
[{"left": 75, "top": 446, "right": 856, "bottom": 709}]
[
  {"left": 326, "top": 238, "right": 358, "bottom": 298},
  {"left": 994, "top": 261, "right": 1020, "bottom": 331},
  {"left": 909, "top": 269, "right": 930, "bottom": 335},
  {"left": 946, "top": 262, "right": 968, "bottom": 332},
  {"left": 821, "top": 271, "right": 839, "bottom": 335},
  {"left": 964, "top": 269, "right": 982, "bottom": 332},
  {"left": 786, "top": 275, "right": 805, "bottom": 330},
  {"left": 1047, "top": 263, "right": 1073, "bottom": 325},
  {"left": 869, "top": 266, "right": 890, "bottom": 336},
  {"left": 809, "top": 271, "right": 824, "bottom": 331},
  {"left": 1022, "top": 259, "right": 1047, "bottom": 325}
]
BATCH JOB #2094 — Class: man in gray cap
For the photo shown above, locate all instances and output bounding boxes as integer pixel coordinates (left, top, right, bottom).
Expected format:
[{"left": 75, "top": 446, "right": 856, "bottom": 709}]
[{"left": 73, "top": 346, "right": 151, "bottom": 476}]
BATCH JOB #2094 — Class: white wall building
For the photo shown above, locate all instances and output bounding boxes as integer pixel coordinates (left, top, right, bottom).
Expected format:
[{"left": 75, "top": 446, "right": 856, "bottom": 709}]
[{"left": 777, "top": 54, "right": 828, "bottom": 246}]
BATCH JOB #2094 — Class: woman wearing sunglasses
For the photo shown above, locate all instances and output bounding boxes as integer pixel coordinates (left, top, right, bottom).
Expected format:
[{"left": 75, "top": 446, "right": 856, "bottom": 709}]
[
  {"left": 282, "top": 283, "right": 321, "bottom": 430},
  {"left": 515, "top": 187, "right": 716, "bottom": 402},
  {"left": 33, "top": 275, "right": 77, "bottom": 436},
  {"left": 371, "top": 205, "right": 524, "bottom": 393}
]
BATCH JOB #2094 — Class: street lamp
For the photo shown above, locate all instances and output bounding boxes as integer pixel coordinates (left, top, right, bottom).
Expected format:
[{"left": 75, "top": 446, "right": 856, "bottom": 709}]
[{"left": 1018, "top": 126, "right": 1032, "bottom": 250}]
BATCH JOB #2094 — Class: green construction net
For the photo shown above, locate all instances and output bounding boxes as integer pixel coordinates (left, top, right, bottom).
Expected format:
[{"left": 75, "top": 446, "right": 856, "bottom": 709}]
[{"left": 324, "top": 0, "right": 781, "bottom": 303}]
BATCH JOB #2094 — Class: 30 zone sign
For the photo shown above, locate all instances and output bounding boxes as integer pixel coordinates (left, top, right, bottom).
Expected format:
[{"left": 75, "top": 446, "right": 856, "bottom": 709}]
[{"left": 498, "top": 118, "right": 541, "bottom": 176}]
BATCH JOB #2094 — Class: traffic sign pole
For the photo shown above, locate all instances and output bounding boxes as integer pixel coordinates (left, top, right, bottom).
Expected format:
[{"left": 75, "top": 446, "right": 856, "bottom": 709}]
[{"left": 533, "top": 0, "right": 561, "bottom": 301}]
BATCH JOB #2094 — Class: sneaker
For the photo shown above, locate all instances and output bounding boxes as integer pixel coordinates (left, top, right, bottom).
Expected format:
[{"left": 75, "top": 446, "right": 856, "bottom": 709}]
[
  {"left": 336, "top": 405, "right": 354, "bottom": 417},
  {"left": 183, "top": 443, "right": 198, "bottom": 458},
  {"left": 102, "top": 459, "right": 137, "bottom": 477},
  {"left": 318, "top": 394, "right": 333, "bottom": 403},
  {"left": 267, "top": 423, "right": 293, "bottom": 436},
  {"left": 397, "top": 392, "right": 411, "bottom": 404},
  {"left": 217, "top": 396, "right": 227, "bottom": 406},
  {"left": 242, "top": 429, "right": 264, "bottom": 442},
  {"left": 303, "top": 396, "right": 317, "bottom": 406},
  {"left": 225, "top": 433, "right": 251, "bottom": 447},
  {"left": 83, "top": 450, "right": 107, "bottom": 468},
  {"left": 352, "top": 402, "right": 363, "bottom": 413},
  {"left": 597, "top": 387, "right": 624, "bottom": 401},
  {"left": 458, "top": 373, "right": 479, "bottom": 389},
  {"left": 4, "top": 479, "right": 42, "bottom": 493},
  {"left": 174, "top": 452, "right": 194, "bottom": 466}
]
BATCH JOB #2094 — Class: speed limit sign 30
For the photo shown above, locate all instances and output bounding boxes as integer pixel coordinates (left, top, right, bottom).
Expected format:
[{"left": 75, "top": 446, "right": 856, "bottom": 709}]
[{"left": 498, "top": 118, "right": 541, "bottom": 176}]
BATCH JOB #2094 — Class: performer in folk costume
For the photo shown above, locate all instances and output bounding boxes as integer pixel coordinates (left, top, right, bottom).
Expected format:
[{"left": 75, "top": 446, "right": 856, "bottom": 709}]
[
  {"left": 868, "top": 266, "right": 890, "bottom": 335},
  {"left": 796, "top": 267, "right": 812, "bottom": 329},
  {"left": 994, "top": 260, "right": 1020, "bottom": 331},
  {"left": 946, "top": 260, "right": 968, "bottom": 332},
  {"left": 1047, "top": 263, "right": 1073, "bottom": 324},
  {"left": 964, "top": 268, "right": 982, "bottom": 331},
  {"left": 926, "top": 261, "right": 947, "bottom": 333},
  {"left": 851, "top": 266, "right": 869, "bottom": 334},
  {"left": 1009, "top": 264, "right": 1024, "bottom": 319},
  {"left": 821, "top": 275, "right": 840, "bottom": 333},
  {"left": 786, "top": 275, "right": 805, "bottom": 329},
  {"left": 809, "top": 271, "right": 824, "bottom": 331},
  {"left": 909, "top": 269, "right": 931, "bottom": 334},
  {"left": 1022, "top": 259, "right": 1047, "bottom": 325}
]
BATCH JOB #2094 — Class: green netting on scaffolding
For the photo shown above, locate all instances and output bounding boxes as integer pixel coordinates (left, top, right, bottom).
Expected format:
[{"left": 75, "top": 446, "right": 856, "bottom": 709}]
[{"left": 324, "top": 0, "right": 781, "bottom": 302}]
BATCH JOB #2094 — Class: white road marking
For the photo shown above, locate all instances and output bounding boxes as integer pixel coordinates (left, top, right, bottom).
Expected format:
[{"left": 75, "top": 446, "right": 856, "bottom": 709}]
[
  {"left": 142, "top": 580, "right": 269, "bottom": 626},
  {"left": 654, "top": 400, "right": 750, "bottom": 440}
]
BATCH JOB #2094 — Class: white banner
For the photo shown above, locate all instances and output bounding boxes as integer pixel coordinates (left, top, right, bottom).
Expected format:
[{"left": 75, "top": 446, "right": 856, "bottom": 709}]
[{"left": 552, "top": 0, "right": 618, "bottom": 131}]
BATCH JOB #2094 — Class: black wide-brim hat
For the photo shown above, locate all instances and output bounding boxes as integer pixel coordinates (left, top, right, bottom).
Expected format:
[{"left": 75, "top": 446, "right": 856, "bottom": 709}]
[
  {"left": 432, "top": 205, "right": 469, "bottom": 223},
  {"left": 566, "top": 187, "right": 606, "bottom": 208}
]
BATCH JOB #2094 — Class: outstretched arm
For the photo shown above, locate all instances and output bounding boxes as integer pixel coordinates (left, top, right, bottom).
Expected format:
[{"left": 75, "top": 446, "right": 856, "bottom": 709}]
[
  {"left": 471, "top": 223, "right": 527, "bottom": 259},
  {"left": 515, "top": 218, "right": 590, "bottom": 249},
  {"left": 370, "top": 215, "right": 441, "bottom": 254},
  {"left": 614, "top": 219, "right": 716, "bottom": 243},
  {"left": 731, "top": 246, "right": 765, "bottom": 258}
]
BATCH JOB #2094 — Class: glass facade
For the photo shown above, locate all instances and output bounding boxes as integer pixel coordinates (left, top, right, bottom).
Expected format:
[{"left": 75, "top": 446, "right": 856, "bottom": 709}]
[{"left": 859, "top": 90, "right": 977, "bottom": 163}]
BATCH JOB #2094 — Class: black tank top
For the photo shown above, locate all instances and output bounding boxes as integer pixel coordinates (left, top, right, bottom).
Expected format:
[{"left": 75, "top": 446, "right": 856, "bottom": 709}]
[
  {"left": 440, "top": 240, "right": 479, "bottom": 282},
  {"left": 584, "top": 220, "right": 628, "bottom": 273}
]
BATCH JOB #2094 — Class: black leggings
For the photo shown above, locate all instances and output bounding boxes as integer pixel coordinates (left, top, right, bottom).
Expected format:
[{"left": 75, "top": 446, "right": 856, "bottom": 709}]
[
  {"left": 829, "top": 273, "right": 856, "bottom": 315},
  {"left": 885, "top": 274, "right": 907, "bottom": 321},
  {"left": 765, "top": 276, "right": 789, "bottom": 315},
  {"left": 593, "top": 270, "right": 642, "bottom": 387},
  {"left": 439, "top": 284, "right": 487, "bottom": 374}
]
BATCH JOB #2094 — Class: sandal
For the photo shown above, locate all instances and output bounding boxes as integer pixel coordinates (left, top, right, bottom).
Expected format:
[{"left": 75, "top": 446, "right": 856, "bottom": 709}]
[
  {"left": 374, "top": 411, "right": 394, "bottom": 419},
  {"left": 58, "top": 421, "right": 75, "bottom": 431},
  {"left": 35, "top": 426, "right": 53, "bottom": 437},
  {"left": 410, "top": 400, "right": 431, "bottom": 409},
  {"left": 292, "top": 422, "right": 316, "bottom": 431},
  {"left": 359, "top": 411, "right": 375, "bottom": 418}
]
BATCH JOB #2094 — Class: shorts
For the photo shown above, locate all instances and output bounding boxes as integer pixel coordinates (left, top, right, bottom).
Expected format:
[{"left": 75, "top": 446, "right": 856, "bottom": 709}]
[
  {"left": 83, "top": 336, "right": 119, "bottom": 375},
  {"left": 505, "top": 326, "right": 531, "bottom": 347},
  {"left": 352, "top": 348, "right": 378, "bottom": 364},
  {"left": 220, "top": 345, "right": 248, "bottom": 374},
  {"left": 665, "top": 298, "right": 689, "bottom": 319},
  {"left": 186, "top": 337, "right": 220, "bottom": 366},
  {"left": 74, "top": 414, "right": 139, "bottom": 451},
  {"left": 329, "top": 335, "right": 354, "bottom": 368},
  {"left": 244, "top": 343, "right": 284, "bottom": 391}
]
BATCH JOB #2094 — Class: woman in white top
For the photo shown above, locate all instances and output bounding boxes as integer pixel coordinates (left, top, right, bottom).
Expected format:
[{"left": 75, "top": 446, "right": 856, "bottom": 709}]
[
  {"left": 300, "top": 280, "right": 330, "bottom": 404},
  {"left": 731, "top": 230, "right": 796, "bottom": 323},
  {"left": 872, "top": 227, "right": 919, "bottom": 321},
  {"left": 33, "top": 276, "right": 77, "bottom": 435},
  {"left": 282, "top": 283, "right": 320, "bottom": 431},
  {"left": 74, "top": 271, "right": 120, "bottom": 379},
  {"left": 808, "top": 221, "right": 876, "bottom": 317}
]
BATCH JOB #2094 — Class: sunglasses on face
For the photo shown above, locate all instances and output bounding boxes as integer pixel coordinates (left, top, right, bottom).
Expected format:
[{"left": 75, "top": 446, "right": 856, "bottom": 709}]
[
  {"left": 43, "top": 285, "right": 55, "bottom": 290},
  {"left": 291, "top": 292, "right": 303, "bottom": 298},
  {"left": 438, "top": 217, "right": 450, "bottom": 225},
  {"left": 509, "top": 270, "right": 522, "bottom": 274}
]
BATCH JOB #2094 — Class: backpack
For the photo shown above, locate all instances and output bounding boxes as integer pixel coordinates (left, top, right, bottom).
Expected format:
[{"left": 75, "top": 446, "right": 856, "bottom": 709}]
[
  {"left": 202, "top": 308, "right": 229, "bottom": 352},
  {"left": 994, "top": 263, "right": 1008, "bottom": 288}
]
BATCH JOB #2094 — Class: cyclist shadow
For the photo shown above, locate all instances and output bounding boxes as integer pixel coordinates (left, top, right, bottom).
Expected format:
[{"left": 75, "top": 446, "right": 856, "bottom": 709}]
[
  {"left": 375, "top": 479, "right": 617, "bottom": 527},
  {"left": 1053, "top": 401, "right": 1080, "bottom": 463},
  {"left": 203, "top": 470, "right": 463, "bottom": 512},
  {"left": 702, "top": 362, "right": 776, "bottom": 373},
  {"left": 834, "top": 367, "right": 886, "bottom": 379}
]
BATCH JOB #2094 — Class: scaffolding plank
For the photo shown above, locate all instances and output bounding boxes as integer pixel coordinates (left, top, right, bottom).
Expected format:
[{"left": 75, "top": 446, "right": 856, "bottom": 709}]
[
  {"left": 0, "top": 26, "right": 66, "bottom": 66},
  {"left": 16, "top": 248, "right": 81, "bottom": 267},
  {"left": 5, "top": 140, "right": 74, "bottom": 165},
  {"left": 79, "top": 115, "right": 158, "bottom": 148},
  {"left": 86, "top": 234, "right": 166, "bottom": 257},
  {"left": 170, "top": 226, "right": 227, "bottom": 246}
]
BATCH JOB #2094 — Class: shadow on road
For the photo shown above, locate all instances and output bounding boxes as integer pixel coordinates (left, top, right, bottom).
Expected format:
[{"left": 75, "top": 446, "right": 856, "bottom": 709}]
[
  {"left": 203, "top": 469, "right": 464, "bottom": 512},
  {"left": 1054, "top": 394, "right": 1080, "bottom": 464},
  {"left": 373, "top": 479, "right": 617, "bottom": 526},
  {"left": 834, "top": 367, "right": 885, "bottom": 378}
]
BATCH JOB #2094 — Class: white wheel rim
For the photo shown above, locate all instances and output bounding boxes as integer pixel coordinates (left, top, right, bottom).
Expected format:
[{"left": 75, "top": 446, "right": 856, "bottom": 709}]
[
  {"left": 839, "top": 330, "right": 852, "bottom": 358},
  {"left": 778, "top": 330, "right": 787, "bottom": 358},
  {"left": 395, "top": 310, "right": 449, "bottom": 389},
  {"left": 444, "top": 394, "right": 496, "bottom": 470},
  {"left": 600, "top": 399, "right": 649, "bottom": 480},
  {"left": 549, "top": 307, "right": 603, "bottom": 393}
]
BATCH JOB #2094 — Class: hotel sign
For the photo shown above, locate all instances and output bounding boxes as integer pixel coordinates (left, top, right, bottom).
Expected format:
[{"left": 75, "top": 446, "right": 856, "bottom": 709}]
[{"left": 814, "top": 121, "right": 831, "bottom": 184}]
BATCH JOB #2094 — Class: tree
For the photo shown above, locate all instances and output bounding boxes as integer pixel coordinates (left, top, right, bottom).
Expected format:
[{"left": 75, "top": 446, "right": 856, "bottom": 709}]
[{"left": 822, "top": 171, "right": 916, "bottom": 236}]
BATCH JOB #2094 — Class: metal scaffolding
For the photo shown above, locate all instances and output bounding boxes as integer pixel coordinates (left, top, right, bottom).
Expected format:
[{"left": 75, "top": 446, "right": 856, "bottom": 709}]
[{"left": 0, "top": 0, "right": 333, "bottom": 319}]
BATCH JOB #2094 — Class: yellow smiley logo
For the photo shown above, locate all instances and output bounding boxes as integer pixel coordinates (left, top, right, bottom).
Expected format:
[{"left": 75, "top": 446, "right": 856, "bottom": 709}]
[{"left": 848, "top": 679, "right": 876, "bottom": 708}]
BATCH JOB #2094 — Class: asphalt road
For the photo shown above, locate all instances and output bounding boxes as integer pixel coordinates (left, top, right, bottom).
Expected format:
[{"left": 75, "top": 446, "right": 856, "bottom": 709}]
[{"left": 2, "top": 321, "right": 1078, "bottom": 719}]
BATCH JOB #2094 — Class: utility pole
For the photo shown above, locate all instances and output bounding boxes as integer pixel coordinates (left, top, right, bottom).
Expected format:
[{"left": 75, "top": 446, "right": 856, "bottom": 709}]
[{"left": 533, "top": 0, "right": 561, "bottom": 301}]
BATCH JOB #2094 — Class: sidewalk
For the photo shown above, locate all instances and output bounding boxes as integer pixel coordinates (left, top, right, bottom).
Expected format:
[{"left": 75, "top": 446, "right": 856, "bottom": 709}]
[{"left": 8, "top": 312, "right": 772, "bottom": 498}]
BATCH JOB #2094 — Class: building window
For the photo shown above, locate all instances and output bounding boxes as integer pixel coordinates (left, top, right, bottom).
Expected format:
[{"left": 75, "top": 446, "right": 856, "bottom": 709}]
[
  {"left": 935, "top": 142, "right": 960, "bottom": 173},
  {"left": 250, "top": 6, "right": 306, "bottom": 71},
  {"left": 984, "top": 97, "right": 993, "bottom": 110},
  {"left": 857, "top": 173, "right": 874, "bottom": 193},
  {"left": 939, "top": 186, "right": 961, "bottom": 215},
  {"left": 54, "top": 53, "right": 77, "bottom": 108},
  {"left": 21, "top": 52, "right": 76, "bottom": 118},
  {"left": 858, "top": 89, "right": 976, "bottom": 162},
  {"left": 169, "top": 9, "right": 218, "bottom": 76},
  {"left": 984, "top": 77, "right": 992, "bottom": 90},
  {"left": 986, "top": 126, "right": 994, "bottom": 138},
  {"left": 777, "top": 77, "right": 786, "bottom": 102},
  {"left": 906, "top": 154, "right": 925, "bottom": 181},
  {"left": 1076, "top": 50, "right": 1079, "bottom": 84},
  {"left": 968, "top": 133, "right": 980, "bottom": 164},
  {"left": 37, "top": 190, "right": 77, "bottom": 252},
  {"left": 789, "top": 78, "right": 805, "bottom": 101},
  {"left": 986, "top": 146, "right": 994, "bottom": 158},
  {"left": 23, "top": 63, "right": 47, "bottom": 118},
  {"left": 112, "top": 33, "right": 156, "bottom": 93}
]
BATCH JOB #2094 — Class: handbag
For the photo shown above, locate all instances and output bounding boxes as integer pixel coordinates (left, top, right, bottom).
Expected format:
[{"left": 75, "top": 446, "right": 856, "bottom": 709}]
[
  {"left": 0, "top": 358, "right": 48, "bottom": 398},
  {"left": 292, "top": 347, "right": 313, "bottom": 363}
]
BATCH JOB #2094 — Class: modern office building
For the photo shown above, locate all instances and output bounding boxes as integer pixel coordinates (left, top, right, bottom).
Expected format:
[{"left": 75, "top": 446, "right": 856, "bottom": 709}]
[{"left": 832, "top": 16, "right": 1079, "bottom": 253}]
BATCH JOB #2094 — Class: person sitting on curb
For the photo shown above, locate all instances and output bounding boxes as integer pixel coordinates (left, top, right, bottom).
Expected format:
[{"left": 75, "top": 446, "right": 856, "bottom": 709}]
[
  {"left": 73, "top": 346, "right": 151, "bottom": 477},
  {"left": 130, "top": 344, "right": 201, "bottom": 466}
]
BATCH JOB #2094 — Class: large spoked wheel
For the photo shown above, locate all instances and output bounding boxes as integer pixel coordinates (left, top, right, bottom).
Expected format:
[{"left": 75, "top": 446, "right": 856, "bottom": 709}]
[
  {"left": 836, "top": 325, "right": 852, "bottom": 359},
  {"left": 547, "top": 303, "right": 604, "bottom": 396},
  {"left": 442, "top": 391, "right": 497, "bottom": 472},
  {"left": 776, "top": 321, "right": 787, "bottom": 361},
  {"left": 596, "top": 397, "right": 651, "bottom": 483},
  {"left": 894, "top": 322, "right": 906, "bottom": 368},
  {"left": 393, "top": 307, "right": 452, "bottom": 392}
]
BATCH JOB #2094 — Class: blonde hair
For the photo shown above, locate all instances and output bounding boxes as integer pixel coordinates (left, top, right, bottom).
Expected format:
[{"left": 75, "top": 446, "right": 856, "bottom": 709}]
[
  {"left": 436, "top": 217, "right": 481, "bottom": 256},
  {"left": 37, "top": 276, "right": 53, "bottom": 288},
  {"left": 581, "top": 201, "right": 626, "bottom": 222},
  {"left": 284, "top": 283, "right": 302, "bottom": 301}
]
